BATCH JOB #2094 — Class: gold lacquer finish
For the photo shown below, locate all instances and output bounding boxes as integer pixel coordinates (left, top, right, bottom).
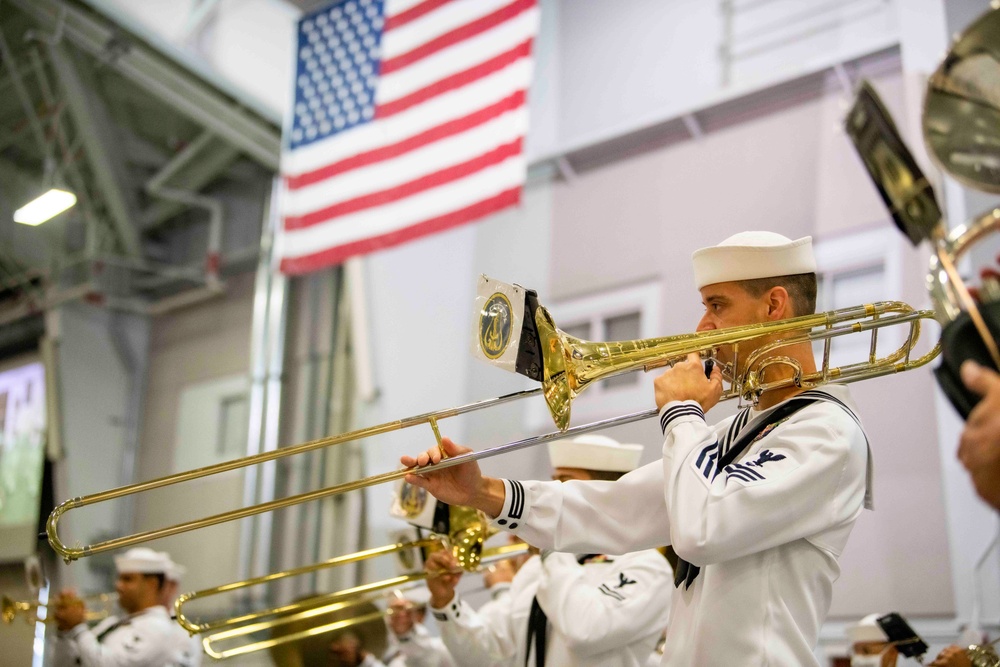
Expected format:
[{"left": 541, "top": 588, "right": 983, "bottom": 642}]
[
  {"left": 2, "top": 592, "right": 115, "bottom": 625},
  {"left": 967, "top": 641, "right": 1000, "bottom": 667},
  {"left": 184, "top": 518, "right": 528, "bottom": 662},
  {"left": 536, "top": 301, "right": 939, "bottom": 430},
  {"left": 47, "top": 296, "right": 939, "bottom": 561}
]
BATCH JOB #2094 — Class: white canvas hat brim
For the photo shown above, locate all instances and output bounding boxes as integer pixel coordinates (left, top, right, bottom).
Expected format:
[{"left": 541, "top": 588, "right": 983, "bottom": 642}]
[{"left": 692, "top": 232, "right": 816, "bottom": 289}]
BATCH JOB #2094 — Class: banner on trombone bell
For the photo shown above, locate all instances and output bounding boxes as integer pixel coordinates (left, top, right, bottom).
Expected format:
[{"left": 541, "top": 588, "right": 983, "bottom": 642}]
[{"left": 470, "top": 275, "right": 544, "bottom": 382}]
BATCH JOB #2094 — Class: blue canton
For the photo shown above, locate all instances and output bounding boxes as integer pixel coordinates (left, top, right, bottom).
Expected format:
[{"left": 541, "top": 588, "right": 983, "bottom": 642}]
[{"left": 290, "top": 0, "right": 386, "bottom": 149}]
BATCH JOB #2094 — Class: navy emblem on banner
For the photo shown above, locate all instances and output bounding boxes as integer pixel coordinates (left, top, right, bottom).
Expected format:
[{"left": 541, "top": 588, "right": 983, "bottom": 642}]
[
  {"left": 479, "top": 292, "right": 514, "bottom": 359},
  {"left": 398, "top": 479, "right": 428, "bottom": 518}
]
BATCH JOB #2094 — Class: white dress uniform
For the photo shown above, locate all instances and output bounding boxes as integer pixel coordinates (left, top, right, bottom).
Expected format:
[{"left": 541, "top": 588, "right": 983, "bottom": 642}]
[
  {"left": 53, "top": 605, "right": 191, "bottom": 667},
  {"left": 488, "top": 385, "right": 871, "bottom": 667},
  {"left": 166, "top": 612, "right": 201, "bottom": 667},
  {"left": 430, "top": 548, "right": 671, "bottom": 667},
  {"left": 475, "top": 582, "right": 513, "bottom": 630},
  {"left": 383, "top": 622, "right": 456, "bottom": 667}
]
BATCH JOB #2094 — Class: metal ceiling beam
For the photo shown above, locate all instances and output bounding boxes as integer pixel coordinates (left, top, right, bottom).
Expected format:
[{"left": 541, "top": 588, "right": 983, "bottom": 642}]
[
  {"left": 48, "top": 42, "right": 142, "bottom": 256},
  {"left": 0, "top": 26, "right": 49, "bottom": 155},
  {"left": 141, "top": 138, "right": 240, "bottom": 230},
  {"left": 24, "top": 42, "right": 111, "bottom": 258},
  {"left": 9, "top": 0, "right": 281, "bottom": 171}
]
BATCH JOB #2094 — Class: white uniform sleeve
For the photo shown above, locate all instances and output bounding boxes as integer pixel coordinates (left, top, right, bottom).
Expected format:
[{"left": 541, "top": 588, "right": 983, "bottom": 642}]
[
  {"left": 430, "top": 595, "right": 514, "bottom": 667},
  {"left": 659, "top": 399, "right": 868, "bottom": 565},
  {"left": 487, "top": 462, "right": 671, "bottom": 554},
  {"left": 534, "top": 551, "right": 671, "bottom": 659},
  {"left": 55, "top": 627, "right": 174, "bottom": 666},
  {"left": 54, "top": 623, "right": 94, "bottom": 667},
  {"left": 476, "top": 584, "right": 514, "bottom": 628}
]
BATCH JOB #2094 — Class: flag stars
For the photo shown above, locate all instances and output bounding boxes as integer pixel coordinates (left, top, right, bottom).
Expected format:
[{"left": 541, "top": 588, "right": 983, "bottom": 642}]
[{"left": 290, "top": 0, "right": 383, "bottom": 148}]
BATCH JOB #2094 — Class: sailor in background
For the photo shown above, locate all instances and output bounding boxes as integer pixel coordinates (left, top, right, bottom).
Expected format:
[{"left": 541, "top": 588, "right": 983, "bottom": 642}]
[
  {"left": 330, "top": 631, "right": 388, "bottom": 667},
  {"left": 383, "top": 588, "right": 456, "bottom": 667},
  {"left": 423, "top": 435, "right": 672, "bottom": 667},
  {"left": 52, "top": 547, "right": 190, "bottom": 667},
  {"left": 158, "top": 553, "right": 202, "bottom": 666}
]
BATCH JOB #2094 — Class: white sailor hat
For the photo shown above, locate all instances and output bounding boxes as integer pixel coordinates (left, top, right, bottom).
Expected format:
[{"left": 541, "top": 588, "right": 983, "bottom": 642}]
[
  {"left": 113, "top": 547, "right": 171, "bottom": 575},
  {"left": 692, "top": 231, "right": 816, "bottom": 290},
  {"left": 158, "top": 551, "right": 186, "bottom": 582},
  {"left": 547, "top": 434, "right": 643, "bottom": 473},
  {"left": 846, "top": 613, "right": 889, "bottom": 644}
]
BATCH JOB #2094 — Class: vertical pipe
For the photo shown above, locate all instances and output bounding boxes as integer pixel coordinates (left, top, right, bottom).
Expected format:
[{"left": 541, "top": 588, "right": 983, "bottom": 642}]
[
  {"left": 308, "top": 267, "right": 342, "bottom": 592},
  {"left": 251, "top": 191, "right": 289, "bottom": 600},
  {"left": 237, "top": 178, "right": 279, "bottom": 606},
  {"left": 107, "top": 311, "right": 148, "bottom": 534}
]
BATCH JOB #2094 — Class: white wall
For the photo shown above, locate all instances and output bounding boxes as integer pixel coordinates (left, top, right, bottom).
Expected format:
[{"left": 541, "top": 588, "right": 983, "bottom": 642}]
[
  {"left": 52, "top": 304, "right": 150, "bottom": 595},
  {"left": 133, "top": 273, "right": 256, "bottom": 612}
]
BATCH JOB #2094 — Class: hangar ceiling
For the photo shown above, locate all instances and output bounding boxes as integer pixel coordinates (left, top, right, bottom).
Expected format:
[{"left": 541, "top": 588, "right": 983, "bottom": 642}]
[{"left": 0, "top": 0, "right": 282, "bottom": 328}]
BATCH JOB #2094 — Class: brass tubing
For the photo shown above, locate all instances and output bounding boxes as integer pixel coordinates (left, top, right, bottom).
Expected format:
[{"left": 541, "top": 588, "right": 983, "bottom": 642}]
[
  {"left": 197, "top": 543, "right": 530, "bottom": 659},
  {"left": 48, "top": 302, "right": 940, "bottom": 562},
  {"left": 47, "top": 389, "right": 541, "bottom": 561},
  {"left": 203, "top": 609, "right": 386, "bottom": 660},
  {"left": 175, "top": 538, "right": 441, "bottom": 634}
]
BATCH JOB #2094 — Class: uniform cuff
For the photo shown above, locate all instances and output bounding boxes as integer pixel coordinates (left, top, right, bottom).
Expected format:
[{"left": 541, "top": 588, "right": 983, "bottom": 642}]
[
  {"left": 487, "top": 479, "right": 529, "bottom": 531},
  {"left": 429, "top": 594, "right": 464, "bottom": 622},
  {"left": 658, "top": 400, "right": 705, "bottom": 434}
]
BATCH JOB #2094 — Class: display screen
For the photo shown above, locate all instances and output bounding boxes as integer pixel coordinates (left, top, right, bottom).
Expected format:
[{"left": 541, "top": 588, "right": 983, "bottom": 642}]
[{"left": 0, "top": 360, "right": 46, "bottom": 561}]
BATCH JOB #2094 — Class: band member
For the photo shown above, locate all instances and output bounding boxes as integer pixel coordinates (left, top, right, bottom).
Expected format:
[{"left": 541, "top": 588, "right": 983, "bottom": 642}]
[
  {"left": 53, "top": 547, "right": 192, "bottom": 666},
  {"left": 403, "top": 232, "right": 873, "bottom": 666},
  {"left": 423, "top": 434, "right": 672, "bottom": 667},
  {"left": 383, "top": 589, "right": 455, "bottom": 667},
  {"left": 958, "top": 360, "right": 1000, "bottom": 510},
  {"left": 158, "top": 553, "right": 201, "bottom": 666}
]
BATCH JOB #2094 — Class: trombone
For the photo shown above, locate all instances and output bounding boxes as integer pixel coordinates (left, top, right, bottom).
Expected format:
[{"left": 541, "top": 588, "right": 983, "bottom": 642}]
[
  {"left": 195, "top": 542, "right": 528, "bottom": 660},
  {"left": 2, "top": 592, "right": 115, "bottom": 625},
  {"left": 47, "top": 298, "right": 940, "bottom": 562}
]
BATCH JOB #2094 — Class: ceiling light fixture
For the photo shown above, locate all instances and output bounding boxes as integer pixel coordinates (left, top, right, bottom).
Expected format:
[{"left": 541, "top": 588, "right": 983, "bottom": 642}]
[{"left": 13, "top": 188, "right": 77, "bottom": 226}]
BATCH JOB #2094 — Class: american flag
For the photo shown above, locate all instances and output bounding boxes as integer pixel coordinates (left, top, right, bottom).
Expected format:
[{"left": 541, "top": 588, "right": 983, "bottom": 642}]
[{"left": 277, "top": 0, "right": 540, "bottom": 274}]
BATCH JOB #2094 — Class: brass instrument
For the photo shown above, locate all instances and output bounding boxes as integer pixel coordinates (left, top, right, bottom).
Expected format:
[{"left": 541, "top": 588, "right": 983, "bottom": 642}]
[
  {"left": 845, "top": 7, "right": 1000, "bottom": 662},
  {"left": 181, "top": 522, "right": 528, "bottom": 660},
  {"left": 846, "top": 4, "right": 1000, "bottom": 418},
  {"left": 2, "top": 592, "right": 115, "bottom": 625},
  {"left": 47, "top": 294, "right": 940, "bottom": 562},
  {"left": 967, "top": 640, "right": 1000, "bottom": 667},
  {"left": 199, "top": 544, "right": 526, "bottom": 660}
]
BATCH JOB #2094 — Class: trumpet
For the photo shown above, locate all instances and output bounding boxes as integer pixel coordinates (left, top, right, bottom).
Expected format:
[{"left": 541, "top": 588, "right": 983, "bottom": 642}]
[
  {"left": 2, "top": 592, "right": 115, "bottom": 625},
  {"left": 46, "top": 294, "right": 940, "bottom": 562}
]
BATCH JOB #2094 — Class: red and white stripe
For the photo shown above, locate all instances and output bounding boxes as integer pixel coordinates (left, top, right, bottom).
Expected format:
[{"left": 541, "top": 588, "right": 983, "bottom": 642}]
[{"left": 278, "top": 0, "right": 539, "bottom": 274}]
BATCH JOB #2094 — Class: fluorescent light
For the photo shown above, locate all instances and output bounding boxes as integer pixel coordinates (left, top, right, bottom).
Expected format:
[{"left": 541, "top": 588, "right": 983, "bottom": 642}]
[{"left": 14, "top": 189, "right": 77, "bottom": 226}]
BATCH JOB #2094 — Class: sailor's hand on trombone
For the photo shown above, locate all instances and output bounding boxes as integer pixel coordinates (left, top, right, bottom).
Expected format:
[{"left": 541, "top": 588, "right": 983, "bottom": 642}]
[
  {"left": 424, "top": 549, "right": 464, "bottom": 608},
  {"left": 654, "top": 352, "right": 724, "bottom": 412},
  {"left": 401, "top": 438, "right": 506, "bottom": 518}
]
